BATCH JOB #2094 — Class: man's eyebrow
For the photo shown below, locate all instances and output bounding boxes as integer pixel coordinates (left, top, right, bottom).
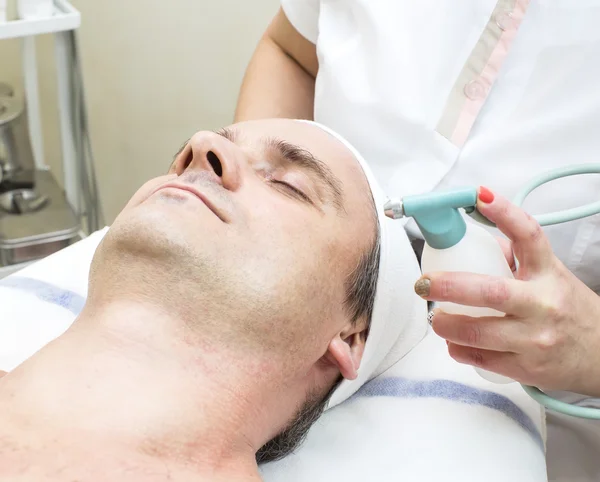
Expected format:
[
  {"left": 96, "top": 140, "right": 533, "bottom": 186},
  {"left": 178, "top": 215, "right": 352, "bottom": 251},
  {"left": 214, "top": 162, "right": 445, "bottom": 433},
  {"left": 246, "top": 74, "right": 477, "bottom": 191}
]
[
  {"left": 211, "top": 129, "right": 345, "bottom": 211},
  {"left": 266, "top": 137, "right": 344, "bottom": 212},
  {"left": 214, "top": 127, "right": 237, "bottom": 143}
]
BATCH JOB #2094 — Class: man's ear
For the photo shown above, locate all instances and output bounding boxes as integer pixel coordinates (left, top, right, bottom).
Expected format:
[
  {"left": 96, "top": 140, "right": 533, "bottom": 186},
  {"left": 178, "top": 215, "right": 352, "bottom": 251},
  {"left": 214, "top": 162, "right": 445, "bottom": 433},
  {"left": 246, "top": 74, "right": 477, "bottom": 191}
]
[{"left": 325, "top": 325, "right": 367, "bottom": 381}]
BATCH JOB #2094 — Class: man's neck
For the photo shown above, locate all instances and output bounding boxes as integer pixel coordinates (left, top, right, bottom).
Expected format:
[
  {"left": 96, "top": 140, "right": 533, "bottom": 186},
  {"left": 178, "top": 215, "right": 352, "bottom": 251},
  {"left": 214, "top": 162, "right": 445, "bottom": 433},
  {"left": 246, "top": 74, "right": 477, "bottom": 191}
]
[{"left": 0, "top": 300, "right": 304, "bottom": 481}]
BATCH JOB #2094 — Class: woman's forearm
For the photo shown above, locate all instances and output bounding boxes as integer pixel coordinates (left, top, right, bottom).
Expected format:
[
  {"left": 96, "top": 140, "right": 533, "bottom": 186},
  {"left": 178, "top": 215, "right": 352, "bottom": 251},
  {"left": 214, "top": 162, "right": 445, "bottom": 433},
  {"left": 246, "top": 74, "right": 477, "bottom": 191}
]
[{"left": 234, "top": 8, "right": 317, "bottom": 122}]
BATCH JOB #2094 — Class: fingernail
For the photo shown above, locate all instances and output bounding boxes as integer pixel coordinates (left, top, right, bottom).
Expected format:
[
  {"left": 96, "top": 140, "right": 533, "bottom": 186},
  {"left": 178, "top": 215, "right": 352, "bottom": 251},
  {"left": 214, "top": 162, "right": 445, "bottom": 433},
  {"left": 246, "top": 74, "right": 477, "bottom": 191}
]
[
  {"left": 478, "top": 186, "right": 495, "bottom": 204},
  {"left": 414, "top": 278, "right": 431, "bottom": 298}
]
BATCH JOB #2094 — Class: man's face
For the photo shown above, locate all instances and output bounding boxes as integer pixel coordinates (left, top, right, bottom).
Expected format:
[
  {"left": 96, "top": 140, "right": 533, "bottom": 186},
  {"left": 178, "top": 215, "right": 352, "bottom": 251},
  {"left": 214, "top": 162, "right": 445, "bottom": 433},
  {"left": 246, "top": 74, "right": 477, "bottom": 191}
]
[{"left": 95, "top": 119, "right": 376, "bottom": 369}]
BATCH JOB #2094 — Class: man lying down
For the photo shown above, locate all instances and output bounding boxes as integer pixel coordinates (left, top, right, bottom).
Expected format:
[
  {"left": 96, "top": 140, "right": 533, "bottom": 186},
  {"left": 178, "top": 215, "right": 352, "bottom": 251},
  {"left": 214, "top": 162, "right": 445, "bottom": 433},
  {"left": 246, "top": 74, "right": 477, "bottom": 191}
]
[{"left": 0, "top": 119, "right": 425, "bottom": 481}]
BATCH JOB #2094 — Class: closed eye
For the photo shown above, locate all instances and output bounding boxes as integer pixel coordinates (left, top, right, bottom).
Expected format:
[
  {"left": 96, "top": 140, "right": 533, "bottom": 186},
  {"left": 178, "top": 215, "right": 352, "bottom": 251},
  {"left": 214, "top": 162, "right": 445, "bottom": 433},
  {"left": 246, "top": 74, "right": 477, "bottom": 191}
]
[{"left": 270, "top": 180, "right": 313, "bottom": 204}]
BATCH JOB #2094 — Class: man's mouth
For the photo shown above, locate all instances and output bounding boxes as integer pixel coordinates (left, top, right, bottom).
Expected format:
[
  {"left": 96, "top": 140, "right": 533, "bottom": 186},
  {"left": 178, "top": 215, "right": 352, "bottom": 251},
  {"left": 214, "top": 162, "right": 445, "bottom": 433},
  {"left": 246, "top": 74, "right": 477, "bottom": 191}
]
[{"left": 154, "top": 182, "right": 227, "bottom": 222}]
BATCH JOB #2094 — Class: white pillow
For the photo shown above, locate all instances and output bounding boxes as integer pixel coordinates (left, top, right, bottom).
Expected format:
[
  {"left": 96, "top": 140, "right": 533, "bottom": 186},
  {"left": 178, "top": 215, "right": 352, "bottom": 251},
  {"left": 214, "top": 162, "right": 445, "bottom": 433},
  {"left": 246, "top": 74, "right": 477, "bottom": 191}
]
[{"left": 261, "top": 330, "right": 546, "bottom": 482}]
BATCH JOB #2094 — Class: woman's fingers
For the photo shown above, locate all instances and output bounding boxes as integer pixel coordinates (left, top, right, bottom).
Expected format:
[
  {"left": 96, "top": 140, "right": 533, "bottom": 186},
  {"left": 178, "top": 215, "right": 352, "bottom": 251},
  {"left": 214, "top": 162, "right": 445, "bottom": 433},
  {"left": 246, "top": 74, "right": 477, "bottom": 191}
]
[
  {"left": 415, "top": 271, "right": 534, "bottom": 316},
  {"left": 477, "top": 186, "right": 553, "bottom": 273},
  {"left": 446, "top": 342, "right": 522, "bottom": 380},
  {"left": 0, "top": 371, "right": 6, "bottom": 379},
  {"left": 431, "top": 310, "right": 525, "bottom": 352}
]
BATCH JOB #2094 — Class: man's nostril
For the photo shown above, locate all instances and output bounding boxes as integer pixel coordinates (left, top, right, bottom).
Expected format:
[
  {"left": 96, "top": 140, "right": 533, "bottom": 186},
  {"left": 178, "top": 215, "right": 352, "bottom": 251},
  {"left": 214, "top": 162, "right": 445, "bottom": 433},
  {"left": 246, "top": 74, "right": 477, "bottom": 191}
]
[
  {"left": 183, "top": 150, "right": 193, "bottom": 170},
  {"left": 207, "top": 151, "right": 223, "bottom": 177}
]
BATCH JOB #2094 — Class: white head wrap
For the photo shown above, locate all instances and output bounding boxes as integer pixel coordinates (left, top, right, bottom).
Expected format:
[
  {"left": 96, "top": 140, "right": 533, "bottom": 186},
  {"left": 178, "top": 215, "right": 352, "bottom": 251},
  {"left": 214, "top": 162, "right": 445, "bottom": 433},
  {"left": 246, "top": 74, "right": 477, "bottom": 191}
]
[{"left": 298, "top": 121, "right": 428, "bottom": 410}]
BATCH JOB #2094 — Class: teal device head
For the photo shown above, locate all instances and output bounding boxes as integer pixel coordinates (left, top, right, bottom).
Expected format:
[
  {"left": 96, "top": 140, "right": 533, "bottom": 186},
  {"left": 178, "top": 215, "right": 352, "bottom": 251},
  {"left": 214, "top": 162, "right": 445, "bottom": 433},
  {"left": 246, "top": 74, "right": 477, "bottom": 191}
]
[{"left": 384, "top": 187, "right": 492, "bottom": 249}]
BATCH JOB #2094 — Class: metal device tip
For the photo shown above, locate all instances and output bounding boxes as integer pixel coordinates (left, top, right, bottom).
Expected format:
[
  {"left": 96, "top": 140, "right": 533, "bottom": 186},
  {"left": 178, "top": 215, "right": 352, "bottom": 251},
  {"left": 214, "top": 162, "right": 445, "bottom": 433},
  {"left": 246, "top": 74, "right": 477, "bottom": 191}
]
[{"left": 384, "top": 199, "right": 404, "bottom": 219}]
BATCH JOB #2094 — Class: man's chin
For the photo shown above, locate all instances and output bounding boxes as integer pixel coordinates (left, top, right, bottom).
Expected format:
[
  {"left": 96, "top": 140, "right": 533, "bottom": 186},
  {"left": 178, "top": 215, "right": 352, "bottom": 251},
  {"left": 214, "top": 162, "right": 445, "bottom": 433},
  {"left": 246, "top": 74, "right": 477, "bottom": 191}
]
[{"left": 106, "top": 206, "right": 193, "bottom": 262}]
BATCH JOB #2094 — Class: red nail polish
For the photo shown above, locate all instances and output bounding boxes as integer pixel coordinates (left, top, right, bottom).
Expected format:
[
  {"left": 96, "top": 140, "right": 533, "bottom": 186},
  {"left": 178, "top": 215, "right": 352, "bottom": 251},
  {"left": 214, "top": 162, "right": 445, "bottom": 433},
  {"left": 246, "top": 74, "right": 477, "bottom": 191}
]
[{"left": 478, "top": 186, "right": 495, "bottom": 204}]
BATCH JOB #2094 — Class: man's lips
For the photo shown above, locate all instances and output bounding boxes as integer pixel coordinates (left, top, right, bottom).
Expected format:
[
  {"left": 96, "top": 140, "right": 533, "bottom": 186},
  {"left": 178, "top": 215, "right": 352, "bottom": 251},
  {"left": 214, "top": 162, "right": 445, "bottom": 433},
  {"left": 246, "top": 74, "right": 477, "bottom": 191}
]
[{"left": 154, "top": 182, "right": 227, "bottom": 222}]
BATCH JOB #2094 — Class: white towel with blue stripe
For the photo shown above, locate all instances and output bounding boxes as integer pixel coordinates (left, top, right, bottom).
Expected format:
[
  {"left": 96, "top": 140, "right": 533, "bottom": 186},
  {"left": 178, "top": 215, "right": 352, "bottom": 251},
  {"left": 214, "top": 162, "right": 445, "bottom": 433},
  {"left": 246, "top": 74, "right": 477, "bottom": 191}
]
[
  {"left": 0, "top": 228, "right": 105, "bottom": 371},
  {"left": 261, "top": 328, "right": 547, "bottom": 481}
]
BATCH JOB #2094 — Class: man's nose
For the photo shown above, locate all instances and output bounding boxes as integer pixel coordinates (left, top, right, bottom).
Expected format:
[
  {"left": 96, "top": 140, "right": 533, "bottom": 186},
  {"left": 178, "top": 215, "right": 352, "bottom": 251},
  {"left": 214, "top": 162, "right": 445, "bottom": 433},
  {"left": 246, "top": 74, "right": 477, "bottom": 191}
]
[{"left": 174, "top": 131, "right": 242, "bottom": 191}]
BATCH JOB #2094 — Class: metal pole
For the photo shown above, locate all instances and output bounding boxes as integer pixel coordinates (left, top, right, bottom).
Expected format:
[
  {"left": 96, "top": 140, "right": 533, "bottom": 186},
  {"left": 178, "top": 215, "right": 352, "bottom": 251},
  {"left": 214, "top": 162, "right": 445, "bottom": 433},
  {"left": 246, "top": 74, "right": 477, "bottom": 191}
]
[
  {"left": 21, "top": 35, "right": 46, "bottom": 170},
  {"left": 54, "top": 30, "right": 79, "bottom": 214}
]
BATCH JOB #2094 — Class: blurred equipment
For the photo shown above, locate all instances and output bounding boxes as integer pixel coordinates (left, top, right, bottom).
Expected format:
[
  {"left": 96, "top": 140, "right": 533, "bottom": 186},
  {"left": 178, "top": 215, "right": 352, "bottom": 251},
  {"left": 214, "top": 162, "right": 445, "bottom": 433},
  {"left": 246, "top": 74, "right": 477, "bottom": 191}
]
[
  {"left": 0, "top": 87, "right": 79, "bottom": 267},
  {"left": 0, "top": 0, "right": 103, "bottom": 277},
  {"left": 17, "top": 0, "right": 54, "bottom": 20}
]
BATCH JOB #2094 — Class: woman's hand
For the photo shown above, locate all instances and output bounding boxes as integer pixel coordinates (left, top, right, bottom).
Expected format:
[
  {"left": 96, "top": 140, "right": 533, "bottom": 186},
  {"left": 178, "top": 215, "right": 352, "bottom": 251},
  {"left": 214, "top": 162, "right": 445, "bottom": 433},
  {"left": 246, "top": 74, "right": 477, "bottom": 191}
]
[
  {"left": 416, "top": 187, "right": 600, "bottom": 397},
  {"left": 0, "top": 371, "right": 6, "bottom": 379}
]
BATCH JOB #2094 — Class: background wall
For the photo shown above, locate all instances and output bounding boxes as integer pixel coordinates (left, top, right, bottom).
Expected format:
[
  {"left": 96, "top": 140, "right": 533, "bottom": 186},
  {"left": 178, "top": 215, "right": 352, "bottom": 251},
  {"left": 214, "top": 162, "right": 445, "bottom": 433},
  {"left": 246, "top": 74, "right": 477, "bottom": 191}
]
[{"left": 0, "top": 0, "right": 279, "bottom": 223}]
